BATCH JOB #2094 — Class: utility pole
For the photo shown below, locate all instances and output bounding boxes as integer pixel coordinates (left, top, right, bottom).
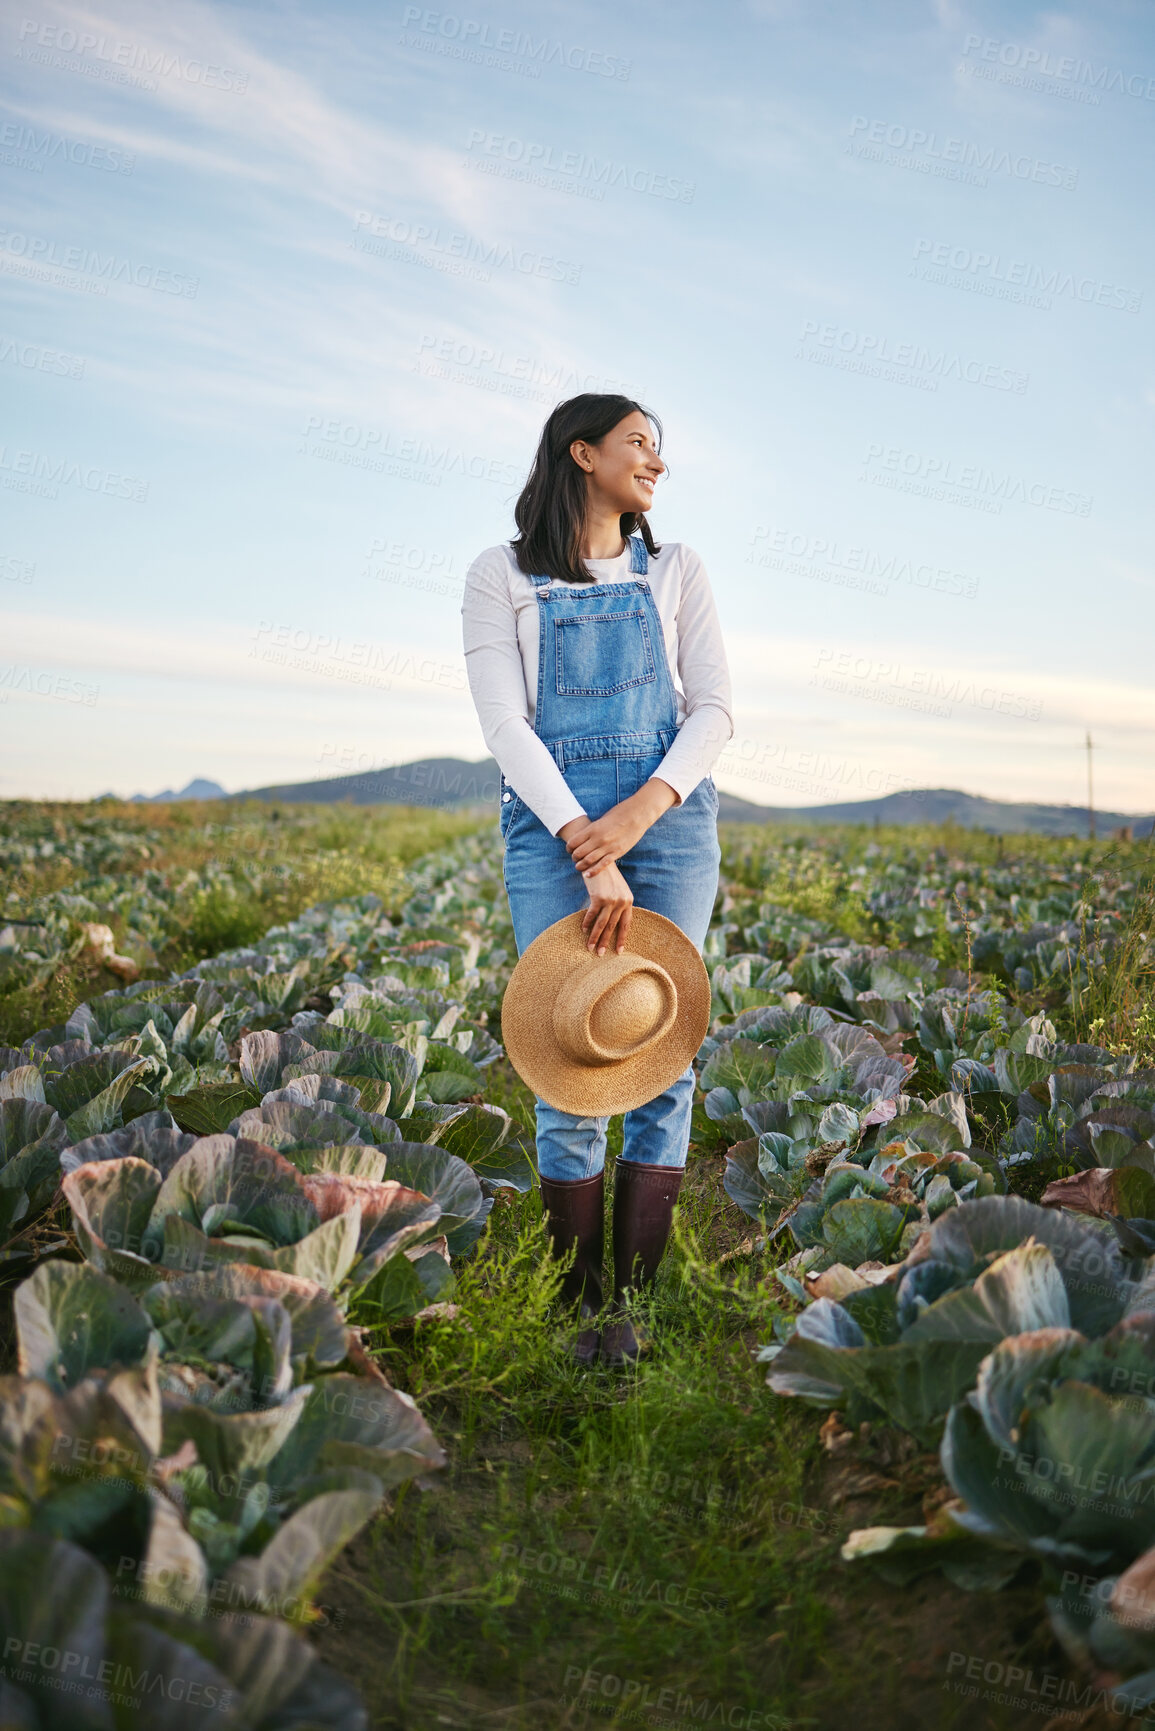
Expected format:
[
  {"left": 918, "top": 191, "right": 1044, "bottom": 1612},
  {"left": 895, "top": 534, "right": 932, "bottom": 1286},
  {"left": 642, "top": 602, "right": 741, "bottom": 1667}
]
[{"left": 1086, "top": 731, "right": 1095, "bottom": 840}]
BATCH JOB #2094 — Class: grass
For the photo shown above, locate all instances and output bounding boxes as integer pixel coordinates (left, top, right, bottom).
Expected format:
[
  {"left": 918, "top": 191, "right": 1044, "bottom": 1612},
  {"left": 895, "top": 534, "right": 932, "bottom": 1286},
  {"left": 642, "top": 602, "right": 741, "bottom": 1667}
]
[
  {"left": 1073, "top": 836, "right": 1155, "bottom": 1063},
  {"left": 341, "top": 1162, "right": 826, "bottom": 1724},
  {"left": 321, "top": 1147, "right": 1073, "bottom": 1730},
  {"left": 325, "top": 1060, "right": 1064, "bottom": 1731},
  {"left": 0, "top": 799, "right": 483, "bottom": 1047}
]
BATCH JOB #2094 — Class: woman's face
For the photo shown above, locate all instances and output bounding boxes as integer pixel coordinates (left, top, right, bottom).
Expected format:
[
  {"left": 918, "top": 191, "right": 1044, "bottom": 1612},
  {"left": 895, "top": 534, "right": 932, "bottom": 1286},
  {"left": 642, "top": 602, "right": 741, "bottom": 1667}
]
[{"left": 571, "top": 411, "right": 665, "bottom": 515}]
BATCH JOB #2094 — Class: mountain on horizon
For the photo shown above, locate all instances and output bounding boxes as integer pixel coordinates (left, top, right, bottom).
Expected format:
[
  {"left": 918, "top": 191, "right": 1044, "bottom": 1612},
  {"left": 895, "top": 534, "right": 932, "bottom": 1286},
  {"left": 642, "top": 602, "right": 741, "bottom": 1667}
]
[
  {"left": 130, "top": 778, "right": 228, "bottom": 803},
  {"left": 221, "top": 758, "right": 1153, "bottom": 838},
  {"left": 234, "top": 758, "right": 500, "bottom": 810},
  {"left": 747, "top": 786, "right": 1152, "bottom": 838}
]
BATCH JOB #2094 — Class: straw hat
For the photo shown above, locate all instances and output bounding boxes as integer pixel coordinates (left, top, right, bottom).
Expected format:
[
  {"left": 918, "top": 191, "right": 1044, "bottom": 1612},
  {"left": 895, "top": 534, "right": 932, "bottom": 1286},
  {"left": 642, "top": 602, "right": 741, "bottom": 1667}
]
[{"left": 501, "top": 909, "right": 711, "bottom": 1116}]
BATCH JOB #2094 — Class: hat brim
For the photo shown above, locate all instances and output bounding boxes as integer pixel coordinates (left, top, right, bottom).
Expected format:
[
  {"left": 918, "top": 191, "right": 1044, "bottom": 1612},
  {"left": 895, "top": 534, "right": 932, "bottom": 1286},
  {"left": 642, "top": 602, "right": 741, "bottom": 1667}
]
[{"left": 501, "top": 909, "right": 711, "bottom": 1116}]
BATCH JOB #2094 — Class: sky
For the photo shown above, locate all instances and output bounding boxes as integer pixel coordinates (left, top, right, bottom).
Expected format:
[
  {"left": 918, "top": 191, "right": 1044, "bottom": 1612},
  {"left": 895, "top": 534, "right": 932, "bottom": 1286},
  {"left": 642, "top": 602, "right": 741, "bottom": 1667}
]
[{"left": 1, "top": 0, "right": 1152, "bottom": 813}]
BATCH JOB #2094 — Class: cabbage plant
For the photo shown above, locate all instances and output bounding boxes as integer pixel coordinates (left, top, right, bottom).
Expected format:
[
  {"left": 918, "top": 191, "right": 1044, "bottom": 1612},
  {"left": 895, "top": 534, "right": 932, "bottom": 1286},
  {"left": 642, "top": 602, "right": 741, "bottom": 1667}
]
[
  {"left": 9, "top": 1256, "right": 444, "bottom": 1622},
  {"left": 62, "top": 1139, "right": 447, "bottom": 1301},
  {"left": 0, "top": 1096, "right": 68, "bottom": 1264},
  {"left": 0, "top": 1529, "right": 367, "bottom": 1728},
  {"left": 761, "top": 1196, "right": 1136, "bottom": 1440}
]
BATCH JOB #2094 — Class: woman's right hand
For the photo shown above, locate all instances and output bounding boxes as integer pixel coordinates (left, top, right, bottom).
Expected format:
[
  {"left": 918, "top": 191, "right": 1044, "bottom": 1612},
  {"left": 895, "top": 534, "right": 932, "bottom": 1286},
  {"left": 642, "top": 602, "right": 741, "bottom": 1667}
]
[{"left": 579, "top": 859, "right": 634, "bottom": 956}]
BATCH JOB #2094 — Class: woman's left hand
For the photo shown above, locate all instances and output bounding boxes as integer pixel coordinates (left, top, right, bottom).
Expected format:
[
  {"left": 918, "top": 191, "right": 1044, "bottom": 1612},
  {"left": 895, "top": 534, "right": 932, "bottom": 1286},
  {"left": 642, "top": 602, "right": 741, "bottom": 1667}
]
[{"left": 562, "top": 779, "right": 679, "bottom": 875}]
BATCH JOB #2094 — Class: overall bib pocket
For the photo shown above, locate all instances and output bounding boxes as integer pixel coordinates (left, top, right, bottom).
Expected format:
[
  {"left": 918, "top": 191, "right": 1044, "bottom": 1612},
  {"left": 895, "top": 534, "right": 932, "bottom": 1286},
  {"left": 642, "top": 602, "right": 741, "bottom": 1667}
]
[{"left": 554, "top": 609, "right": 656, "bottom": 696}]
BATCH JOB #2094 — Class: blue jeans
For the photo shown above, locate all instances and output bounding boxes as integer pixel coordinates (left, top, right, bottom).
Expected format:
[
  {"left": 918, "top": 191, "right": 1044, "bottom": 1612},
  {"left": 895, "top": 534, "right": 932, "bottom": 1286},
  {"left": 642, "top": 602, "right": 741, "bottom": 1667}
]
[{"left": 502, "top": 752, "right": 720, "bottom": 1181}]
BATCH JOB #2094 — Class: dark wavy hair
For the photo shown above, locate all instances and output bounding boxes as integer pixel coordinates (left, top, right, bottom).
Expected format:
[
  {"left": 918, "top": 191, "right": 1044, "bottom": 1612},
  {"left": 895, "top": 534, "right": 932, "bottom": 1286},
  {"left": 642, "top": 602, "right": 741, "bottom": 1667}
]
[{"left": 510, "top": 394, "right": 664, "bottom": 585}]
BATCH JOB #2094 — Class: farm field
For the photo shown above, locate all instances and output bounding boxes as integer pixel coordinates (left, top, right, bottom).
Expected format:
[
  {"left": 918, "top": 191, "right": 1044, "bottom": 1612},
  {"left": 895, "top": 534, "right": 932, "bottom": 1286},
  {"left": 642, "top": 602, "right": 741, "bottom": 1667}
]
[{"left": 1, "top": 798, "right": 1153, "bottom": 1730}]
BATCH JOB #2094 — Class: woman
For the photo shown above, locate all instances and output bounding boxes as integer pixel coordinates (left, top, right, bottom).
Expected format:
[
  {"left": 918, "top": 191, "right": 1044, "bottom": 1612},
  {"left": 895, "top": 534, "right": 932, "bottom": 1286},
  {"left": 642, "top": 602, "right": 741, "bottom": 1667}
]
[{"left": 461, "top": 394, "right": 733, "bottom": 1365}]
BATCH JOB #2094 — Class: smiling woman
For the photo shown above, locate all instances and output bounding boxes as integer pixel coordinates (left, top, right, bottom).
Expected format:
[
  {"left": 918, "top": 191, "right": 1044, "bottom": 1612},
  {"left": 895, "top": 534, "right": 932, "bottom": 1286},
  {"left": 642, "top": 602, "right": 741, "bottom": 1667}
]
[{"left": 460, "top": 393, "right": 733, "bottom": 1368}]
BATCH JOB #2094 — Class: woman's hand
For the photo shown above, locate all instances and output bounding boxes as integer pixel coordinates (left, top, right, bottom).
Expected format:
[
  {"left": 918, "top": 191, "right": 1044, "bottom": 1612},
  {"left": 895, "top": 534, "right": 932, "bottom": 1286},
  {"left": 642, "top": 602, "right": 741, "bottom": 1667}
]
[
  {"left": 578, "top": 860, "right": 634, "bottom": 955},
  {"left": 560, "top": 779, "right": 679, "bottom": 876}
]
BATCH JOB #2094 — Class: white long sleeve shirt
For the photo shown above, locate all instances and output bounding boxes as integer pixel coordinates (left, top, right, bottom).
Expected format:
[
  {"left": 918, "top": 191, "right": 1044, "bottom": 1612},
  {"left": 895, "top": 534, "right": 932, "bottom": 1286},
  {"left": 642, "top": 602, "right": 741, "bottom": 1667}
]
[{"left": 461, "top": 538, "right": 733, "bottom": 836}]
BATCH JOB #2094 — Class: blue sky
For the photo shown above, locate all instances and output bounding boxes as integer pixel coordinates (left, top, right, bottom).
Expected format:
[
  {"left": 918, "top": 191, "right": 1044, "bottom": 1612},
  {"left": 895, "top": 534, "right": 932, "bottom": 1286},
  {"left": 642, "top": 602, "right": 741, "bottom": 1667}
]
[{"left": 2, "top": 0, "right": 1152, "bottom": 811}]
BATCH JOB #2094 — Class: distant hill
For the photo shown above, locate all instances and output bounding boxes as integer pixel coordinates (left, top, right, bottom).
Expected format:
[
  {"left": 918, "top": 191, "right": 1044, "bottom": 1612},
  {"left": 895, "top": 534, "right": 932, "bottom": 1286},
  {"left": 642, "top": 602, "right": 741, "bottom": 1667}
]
[
  {"left": 715, "top": 786, "right": 1153, "bottom": 838},
  {"left": 225, "top": 758, "right": 1153, "bottom": 837},
  {"left": 130, "top": 778, "right": 227, "bottom": 803},
  {"left": 233, "top": 759, "right": 502, "bottom": 809}
]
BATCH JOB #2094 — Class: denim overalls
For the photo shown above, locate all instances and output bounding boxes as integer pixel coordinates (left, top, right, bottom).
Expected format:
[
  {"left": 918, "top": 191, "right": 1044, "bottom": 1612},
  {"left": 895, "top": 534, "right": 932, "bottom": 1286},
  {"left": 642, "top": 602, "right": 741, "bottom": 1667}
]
[{"left": 499, "top": 534, "right": 721, "bottom": 1182}]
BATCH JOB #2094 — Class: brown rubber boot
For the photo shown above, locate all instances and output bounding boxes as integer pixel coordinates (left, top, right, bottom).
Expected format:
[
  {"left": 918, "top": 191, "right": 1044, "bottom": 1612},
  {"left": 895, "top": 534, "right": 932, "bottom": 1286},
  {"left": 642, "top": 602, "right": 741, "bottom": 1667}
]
[
  {"left": 538, "top": 1170, "right": 605, "bottom": 1366},
  {"left": 600, "top": 1160, "right": 684, "bottom": 1367}
]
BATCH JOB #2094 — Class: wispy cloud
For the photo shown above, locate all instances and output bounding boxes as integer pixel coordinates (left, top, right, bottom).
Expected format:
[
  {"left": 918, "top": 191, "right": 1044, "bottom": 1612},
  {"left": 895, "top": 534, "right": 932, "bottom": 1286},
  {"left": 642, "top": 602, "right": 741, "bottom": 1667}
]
[{"left": 4, "top": 0, "right": 1151, "bottom": 807}]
